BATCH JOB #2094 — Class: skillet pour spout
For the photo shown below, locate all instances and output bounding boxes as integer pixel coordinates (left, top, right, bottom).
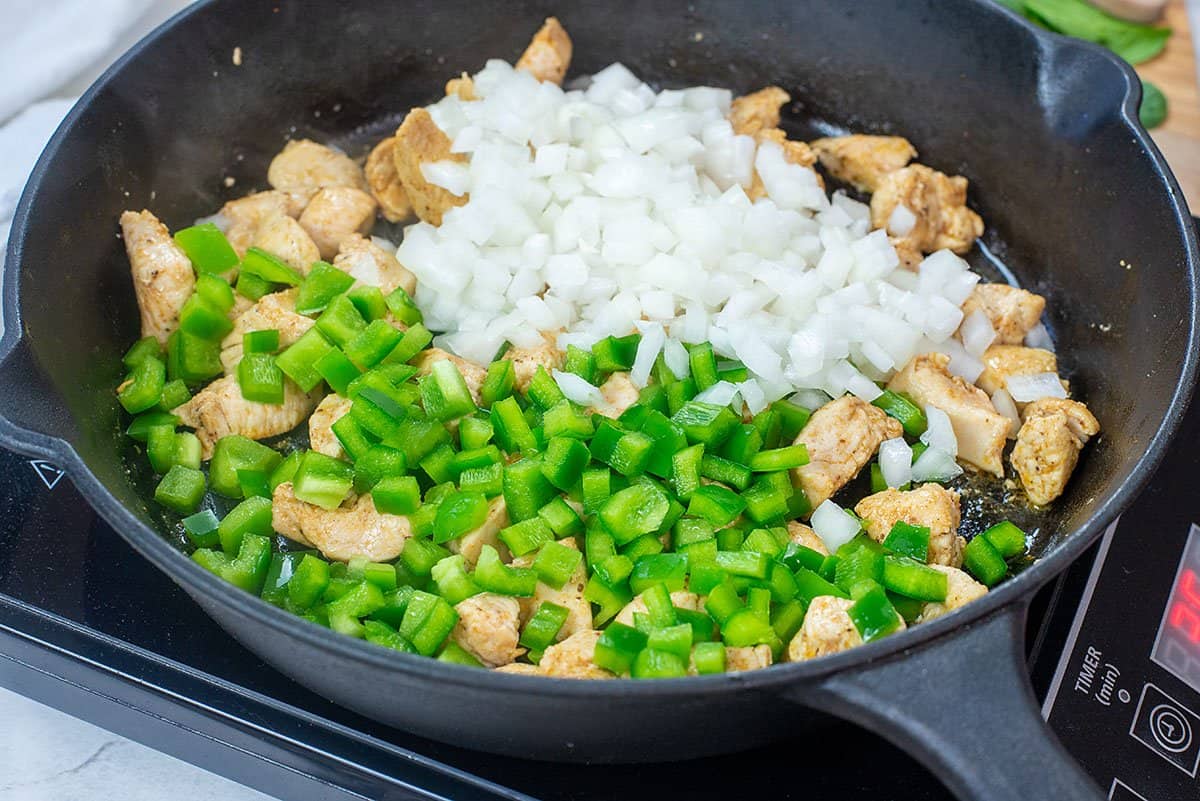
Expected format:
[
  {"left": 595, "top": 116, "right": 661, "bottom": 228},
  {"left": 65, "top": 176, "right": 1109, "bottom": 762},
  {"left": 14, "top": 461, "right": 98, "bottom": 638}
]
[{"left": 1, "top": 1, "right": 1197, "bottom": 798}]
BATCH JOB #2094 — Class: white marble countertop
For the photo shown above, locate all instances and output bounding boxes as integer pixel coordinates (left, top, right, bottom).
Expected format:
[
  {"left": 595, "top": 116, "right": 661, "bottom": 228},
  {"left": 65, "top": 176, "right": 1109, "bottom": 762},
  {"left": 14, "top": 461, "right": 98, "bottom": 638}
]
[{"left": 0, "top": 686, "right": 273, "bottom": 800}]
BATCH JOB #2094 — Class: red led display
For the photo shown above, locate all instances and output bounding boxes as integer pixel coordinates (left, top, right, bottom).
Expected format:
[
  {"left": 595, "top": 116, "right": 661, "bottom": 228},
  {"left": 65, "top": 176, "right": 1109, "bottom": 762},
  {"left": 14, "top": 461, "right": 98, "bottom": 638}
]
[{"left": 1153, "top": 529, "right": 1200, "bottom": 692}]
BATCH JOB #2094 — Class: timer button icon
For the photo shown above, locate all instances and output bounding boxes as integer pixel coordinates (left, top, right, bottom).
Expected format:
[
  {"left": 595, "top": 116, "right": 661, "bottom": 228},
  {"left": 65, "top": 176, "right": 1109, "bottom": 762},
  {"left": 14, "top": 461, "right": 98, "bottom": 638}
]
[
  {"left": 1148, "top": 704, "right": 1192, "bottom": 752},
  {"left": 1130, "top": 684, "right": 1200, "bottom": 776}
]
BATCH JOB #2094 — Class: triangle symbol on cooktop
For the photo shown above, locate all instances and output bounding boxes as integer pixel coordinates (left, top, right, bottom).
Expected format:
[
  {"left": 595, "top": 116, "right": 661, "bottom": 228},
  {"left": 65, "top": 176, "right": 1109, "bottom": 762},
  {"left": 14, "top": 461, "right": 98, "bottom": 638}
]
[{"left": 29, "top": 459, "right": 65, "bottom": 490}]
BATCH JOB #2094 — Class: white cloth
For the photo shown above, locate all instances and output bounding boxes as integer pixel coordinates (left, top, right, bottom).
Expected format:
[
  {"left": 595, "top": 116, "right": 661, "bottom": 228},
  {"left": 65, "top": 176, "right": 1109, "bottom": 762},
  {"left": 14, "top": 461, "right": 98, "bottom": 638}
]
[{"left": 0, "top": 0, "right": 155, "bottom": 122}]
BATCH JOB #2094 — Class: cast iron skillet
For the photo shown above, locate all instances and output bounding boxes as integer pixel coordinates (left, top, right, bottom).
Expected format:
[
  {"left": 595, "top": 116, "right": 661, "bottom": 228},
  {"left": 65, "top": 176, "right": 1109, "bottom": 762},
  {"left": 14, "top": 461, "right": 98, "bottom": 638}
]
[{"left": 1, "top": 0, "right": 1197, "bottom": 798}]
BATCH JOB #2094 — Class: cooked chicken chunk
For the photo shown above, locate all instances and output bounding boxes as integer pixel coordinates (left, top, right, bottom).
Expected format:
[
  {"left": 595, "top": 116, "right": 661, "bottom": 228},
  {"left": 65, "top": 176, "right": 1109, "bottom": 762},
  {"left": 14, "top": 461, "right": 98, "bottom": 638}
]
[
  {"left": 976, "top": 345, "right": 1060, "bottom": 396},
  {"left": 392, "top": 108, "right": 468, "bottom": 226},
  {"left": 854, "top": 483, "right": 965, "bottom": 567},
  {"left": 614, "top": 591, "right": 701, "bottom": 627},
  {"left": 333, "top": 233, "right": 417, "bottom": 295},
  {"left": 445, "top": 73, "right": 477, "bottom": 101},
  {"left": 449, "top": 497, "right": 511, "bottom": 568},
  {"left": 791, "top": 396, "right": 903, "bottom": 509},
  {"left": 452, "top": 593, "right": 524, "bottom": 668},
  {"left": 513, "top": 539, "right": 592, "bottom": 640},
  {"left": 726, "top": 645, "right": 773, "bottom": 672},
  {"left": 364, "top": 136, "right": 413, "bottom": 223},
  {"left": 174, "top": 375, "right": 321, "bottom": 458},
  {"left": 917, "top": 565, "right": 987, "bottom": 622},
  {"left": 787, "top": 521, "right": 830, "bottom": 555},
  {"left": 267, "top": 139, "right": 367, "bottom": 202},
  {"left": 960, "top": 284, "right": 1047, "bottom": 345},
  {"left": 119, "top": 210, "right": 196, "bottom": 344},
  {"left": 412, "top": 348, "right": 488, "bottom": 403},
  {"left": 297, "top": 187, "right": 378, "bottom": 260},
  {"left": 309, "top": 393, "right": 352, "bottom": 459},
  {"left": 594, "top": 372, "right": 640, "bottom": 419},
  {"left": 809, "top": 135, "right": 917, "bottom": 193},
  {"left": 219, "top": 289, "right": 314, "bottom": 373},
  {"left": 220, "top": 190, "right": 307, "bottom": 257},
  {"left": 536, "top": 630, "right": 613, "bottom": 678},
  {"left": 272, "top": 481, "right": 412, "bottom": 562},
  {"left": 494, "top": 662, "right": 541, "bottom": 676},
  {"left": 1011, "top": 398, "right": 1100, "bottom": 505},
  {"left": 870, "top": 164, "right": 983, "bottom": 256},
  {"left": 515, "top": 17, "right": 573, "bottom": 85},
  {"left": 250, "top": 214, "right": 321, "bottom": 274},
  {"left": 786, "top": 596, "right": 865, "bottom": 661},
  {"left": 507, "top": 336, "right": 564, "bottom": 392},
  {"left": 729, "top": 86, "right": 790, "bottom": 138},
  {"left": 888, "top": 352, "right": 1009, "bottom": 478}
]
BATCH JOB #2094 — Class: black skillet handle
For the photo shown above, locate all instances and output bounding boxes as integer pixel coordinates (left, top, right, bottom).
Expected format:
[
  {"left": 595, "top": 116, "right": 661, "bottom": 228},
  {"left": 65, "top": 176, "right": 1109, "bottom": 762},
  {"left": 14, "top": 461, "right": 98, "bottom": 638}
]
[
  {"left": 0, "top": 335, "right": 69, "bottom": 462},
  {"left": 784, "top": 601, "right": 1104, "bottom": 801}
]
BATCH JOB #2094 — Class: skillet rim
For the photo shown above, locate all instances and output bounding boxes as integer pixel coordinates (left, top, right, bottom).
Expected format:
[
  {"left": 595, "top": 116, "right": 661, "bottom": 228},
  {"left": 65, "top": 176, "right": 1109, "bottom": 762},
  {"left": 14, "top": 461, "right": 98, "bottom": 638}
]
[{"left": 1, "top": 0, "right": 1198, "bottom": 699}]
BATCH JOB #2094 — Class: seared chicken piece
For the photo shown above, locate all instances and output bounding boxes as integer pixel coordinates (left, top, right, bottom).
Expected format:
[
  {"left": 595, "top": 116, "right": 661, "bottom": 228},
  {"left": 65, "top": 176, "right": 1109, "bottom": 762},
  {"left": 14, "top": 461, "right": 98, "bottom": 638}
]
[
  {"left": 809, "top": 135, "right": 917, "bottom": 193},
  {"left": 448, "top": 497, "right": 511, "bottom": 568},
  {"left": 333, "top": 233, "right": 417, "bottom": 295},
  {"left": 976, "top": 345, "right": 1060, "bottom": 396},
  {"left": 267, "top": 139, "right": 367, "bottom": 202},
  {"left": 729, "top": 86, "right": 790, "bottom": 138},
  {"left": 917, "top": 565, "right": 988, "bottom": 622},
  {"left": 787, "top": 521, "right": 830, "bottom": 555},
  {"left": 120, "top": 210, "right": 196, "bottom": 344},
  {"left": 594, "top": 372, "right": 640, "bottom": 419},
  {"left": 887, "top": 352, "right": 1009, "bottom": 478},
  {"left": 174, "top": 375, "right": 321, "bottom": 458},
  {"left": 614, "top": 591, "right": 701, "bottom": 628},
  {"left": 960, "top": 284, "right": 1047, "bottom": 345},
  {"left": 219, "top": 289, "right": 314, "bottom": 373},
  {"left": 536, "top": 630, "right": 613, "bottom": 678},
  {"left": 250, "top": 214, "right": 321, "bottom": 274},
  {"left": 494, "top": 662, "right": 541, "bottom": 676},
  {"left": 786, "top": 596, "right": 867, "bottom": 661},
  {"left": 515, "top": 17, "right": 573, "bottom": 85},
  {"left": 854, "top": 483, "right": 965, "bottom": 567},
  {"left": 725, "top": 645, "right": 773, "bottom": 672},
  {"left": 791, "top": 396, "right": 903, "bottom": 509},
  {"left": 220, "top": 190, "right": 307, "bottom": 257},
  {"left": 412, "top": 348, "right": 488, "bottom": 403},
  {"left": 364, "top": 137, "right": 413, "bottom": 223},
  {"left": 392, "top": 108, "right": 468, "bottom": 226},
  {"left": 507, "top": 336, "right": 565, "bottom": 392},
  {"left": 893, "top": 240, "right": 924, "bottom": 272},
  {"left": 445, "top": 73, "right": 477, "bottom": 101},
  {"left": 870, "top": 164, "right": 983, "bottom": 256},
  {"left": 298, "top": 187, "right": 378, "bottom": 260},
  {"left": 452, "top": 593, "right": 524, "bottom": 667},
  {"left": 308, "top": 393, "right": 352, "bottom": 459},
  {"left": 1011, "top": 398, "right": 1100, "bottom": 505},
  {"left": 513, "top": 539, "right": 592, "bottom": 641},
  {"left": 272, "top": 482, "right": 412, "bottom": 562}
]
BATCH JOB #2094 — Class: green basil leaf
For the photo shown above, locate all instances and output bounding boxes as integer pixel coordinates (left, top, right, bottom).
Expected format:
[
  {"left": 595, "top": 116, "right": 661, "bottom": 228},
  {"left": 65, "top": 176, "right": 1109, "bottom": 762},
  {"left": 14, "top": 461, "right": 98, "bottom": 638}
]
[{"left": 1139, "top": 80, "right": 1168, "bottom": 129}]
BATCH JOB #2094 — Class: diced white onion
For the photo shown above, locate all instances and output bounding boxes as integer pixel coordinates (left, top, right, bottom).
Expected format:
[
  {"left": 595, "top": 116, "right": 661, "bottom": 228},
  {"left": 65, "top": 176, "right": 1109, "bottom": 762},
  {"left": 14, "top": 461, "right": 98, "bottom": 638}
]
[
  {"left": 991, "top": 388, "right": 1022, "bottom": 439},
  {"left": 1024, "top": 322, "right": 1055, "bottom": 352},
  {"left": 920, "top": 405, "right": 958, "bottom": 456},
  {"left": 911, "top": 446, "right": 964, "bottom": 483},
  {"left": 552, "top": 369, "right": 604, "bottom": 407},
  {"left": 811, "top": 500, "right": 862, "bottom": 552},
  {"left": 393, "top": 59, "right": 991, "bottom": 403},
  {"left": 879, "top": 437, "right": 914, "bottom": 489},
  {"left": 886, "top": 204, "right": 917, "bottom": 237},
  {"left": 694, "top": 380, "right": 740, "bottom": 406},
  {"left": 1006, "top": 372, "right": 1067, "bottom": 403},
  {"left": 960, "top": 309, "right": 997, "bottom": 358}
]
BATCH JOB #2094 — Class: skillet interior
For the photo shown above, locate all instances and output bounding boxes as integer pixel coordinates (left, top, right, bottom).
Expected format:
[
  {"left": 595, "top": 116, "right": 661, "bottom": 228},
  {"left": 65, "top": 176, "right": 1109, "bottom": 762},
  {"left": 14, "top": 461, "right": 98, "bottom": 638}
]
[{"left": 4, "top": 0, "right": 1197, "bottom": 761}]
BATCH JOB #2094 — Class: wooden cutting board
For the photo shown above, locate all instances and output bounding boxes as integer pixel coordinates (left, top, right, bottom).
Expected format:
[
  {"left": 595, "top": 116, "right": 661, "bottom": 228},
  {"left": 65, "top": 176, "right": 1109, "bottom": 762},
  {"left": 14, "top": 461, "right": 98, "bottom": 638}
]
[{"left": 1136, "top": 0, "right": 1200, "bottom": 211}]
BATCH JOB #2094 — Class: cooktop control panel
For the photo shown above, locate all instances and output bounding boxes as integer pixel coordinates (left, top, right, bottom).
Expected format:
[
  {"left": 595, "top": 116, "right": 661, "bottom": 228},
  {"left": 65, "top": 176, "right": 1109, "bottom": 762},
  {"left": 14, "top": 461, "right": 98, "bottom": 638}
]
[{"left": 1045, "top": 514, "right": 1200, "bottom": 800}]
